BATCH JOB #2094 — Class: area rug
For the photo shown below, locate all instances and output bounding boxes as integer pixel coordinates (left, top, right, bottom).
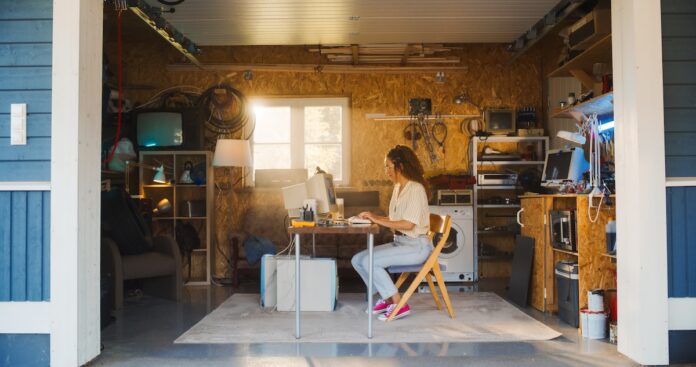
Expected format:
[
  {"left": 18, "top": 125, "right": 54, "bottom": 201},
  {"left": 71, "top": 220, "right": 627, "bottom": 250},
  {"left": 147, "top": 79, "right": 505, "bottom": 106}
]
[{"left": 175, "top": 292, "right": 561, "bottom": 344}]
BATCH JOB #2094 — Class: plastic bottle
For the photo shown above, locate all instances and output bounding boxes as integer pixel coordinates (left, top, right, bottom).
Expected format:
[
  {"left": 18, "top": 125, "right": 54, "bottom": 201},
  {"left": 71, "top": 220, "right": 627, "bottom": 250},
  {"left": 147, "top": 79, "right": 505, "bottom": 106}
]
[{"left": 605, "top": 219, "right": 616, "bottom": 254}]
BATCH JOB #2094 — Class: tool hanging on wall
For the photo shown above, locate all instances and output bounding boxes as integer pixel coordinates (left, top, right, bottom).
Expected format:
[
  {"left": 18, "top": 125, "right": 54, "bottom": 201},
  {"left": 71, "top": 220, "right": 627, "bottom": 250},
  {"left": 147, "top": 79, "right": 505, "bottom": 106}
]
[
  {"left": 431, "top": 114, "right": 447, "bottom": 153},
  {"left": 416, "top": 114, "right": 439, "bottom": 164}
]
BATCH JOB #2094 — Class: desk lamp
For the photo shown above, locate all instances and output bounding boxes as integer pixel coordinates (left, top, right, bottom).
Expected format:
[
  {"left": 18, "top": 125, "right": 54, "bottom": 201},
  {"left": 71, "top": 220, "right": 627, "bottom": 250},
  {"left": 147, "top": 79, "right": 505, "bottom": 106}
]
[
  {"left": 557, "top": 113, "right": 604, "bottom": 222},
  {"left": 124, "top": 161, "right": 170, "bottom": 194}
]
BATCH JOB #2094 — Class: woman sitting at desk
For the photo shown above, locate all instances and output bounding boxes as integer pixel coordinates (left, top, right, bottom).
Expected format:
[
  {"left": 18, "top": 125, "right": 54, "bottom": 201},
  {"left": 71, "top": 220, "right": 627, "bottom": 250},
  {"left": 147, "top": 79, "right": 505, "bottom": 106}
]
[{"left": 351, "top": 144, "right": 431, "bottom": 321}]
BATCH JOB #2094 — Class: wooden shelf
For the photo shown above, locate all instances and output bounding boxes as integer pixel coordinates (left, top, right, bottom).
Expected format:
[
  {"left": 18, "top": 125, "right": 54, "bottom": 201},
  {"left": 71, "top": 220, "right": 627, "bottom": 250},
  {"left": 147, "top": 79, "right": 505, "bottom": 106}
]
[
  {"left": 549, "top": 34, "right": 612, "bottom": 79},
  {"left": 552, "top": 248, "right": 579, "bottom": 256},
  {"left": 551, "top": 92, "right": 614, "bottom": 120},
  {"left": 477, "top": 204, "right": 521, "bottom": 208},
  {"left": 475, "top": 185, "right": 521, "bottom": 190}
]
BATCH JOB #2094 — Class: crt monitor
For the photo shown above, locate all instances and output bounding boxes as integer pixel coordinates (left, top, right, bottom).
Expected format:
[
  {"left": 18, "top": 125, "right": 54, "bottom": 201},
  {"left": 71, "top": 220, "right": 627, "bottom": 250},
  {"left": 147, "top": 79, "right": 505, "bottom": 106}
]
[
  {"left": 281, "top": 173, "right": 337, "bottom": 217},
  {"left": 541, "top": 147, "right": 589, "bottom": 187},
  {"left": 136, "top": 111, "right": 183, "bottom": 147},
  {"left": 484, "top": 108, "right": 516, "bottom": 135},
  {"left": 135, "top": 108, "right": 203, "bottom": 150},
  {"left": 306, "top": 173, "right": 337, "bottom": 214}
]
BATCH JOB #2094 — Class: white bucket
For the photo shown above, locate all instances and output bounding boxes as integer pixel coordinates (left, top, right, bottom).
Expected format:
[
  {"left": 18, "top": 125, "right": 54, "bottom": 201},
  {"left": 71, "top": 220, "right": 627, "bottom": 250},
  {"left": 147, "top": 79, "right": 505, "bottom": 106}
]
[
  {"left": 581, "top": 309, "right": 607, "bottom": 339},
  {"left": 588, "top": 290, "right": 604, "bottom": 312}
]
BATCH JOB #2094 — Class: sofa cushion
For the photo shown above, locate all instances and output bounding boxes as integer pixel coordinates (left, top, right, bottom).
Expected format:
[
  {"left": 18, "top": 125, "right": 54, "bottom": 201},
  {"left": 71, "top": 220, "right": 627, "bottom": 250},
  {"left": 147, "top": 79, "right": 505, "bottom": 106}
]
[{"left": 122, "top": 252, "right": 176, "bottom": 280}]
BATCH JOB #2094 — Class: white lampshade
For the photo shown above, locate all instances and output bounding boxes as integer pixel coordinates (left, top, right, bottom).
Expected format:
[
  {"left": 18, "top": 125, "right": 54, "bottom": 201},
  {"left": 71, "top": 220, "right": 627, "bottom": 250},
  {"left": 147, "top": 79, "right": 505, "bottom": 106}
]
[{"left": 213, "top": 139, "right": 252, "bottom": 167}]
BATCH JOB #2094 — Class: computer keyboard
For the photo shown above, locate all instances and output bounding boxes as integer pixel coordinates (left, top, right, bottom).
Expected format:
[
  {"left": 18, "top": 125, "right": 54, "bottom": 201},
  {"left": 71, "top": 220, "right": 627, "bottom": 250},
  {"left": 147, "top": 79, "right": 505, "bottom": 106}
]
[{"left": 348, "top": 216, "right": 372, "bottom": 225}]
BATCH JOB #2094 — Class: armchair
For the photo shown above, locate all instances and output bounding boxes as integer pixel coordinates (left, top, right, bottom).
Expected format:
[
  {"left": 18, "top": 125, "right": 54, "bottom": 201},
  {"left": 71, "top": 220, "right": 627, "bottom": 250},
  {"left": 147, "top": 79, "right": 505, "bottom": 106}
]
[{"left": 101, "top": 235, "right": 183, "bottom": 310}]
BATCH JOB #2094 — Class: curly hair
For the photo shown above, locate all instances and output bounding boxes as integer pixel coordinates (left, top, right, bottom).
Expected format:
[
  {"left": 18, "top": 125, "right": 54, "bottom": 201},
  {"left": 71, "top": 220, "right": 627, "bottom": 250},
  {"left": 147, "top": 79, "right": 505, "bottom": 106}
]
[{"left": 386, "top": 145, "right": 429, "bottom": 195}]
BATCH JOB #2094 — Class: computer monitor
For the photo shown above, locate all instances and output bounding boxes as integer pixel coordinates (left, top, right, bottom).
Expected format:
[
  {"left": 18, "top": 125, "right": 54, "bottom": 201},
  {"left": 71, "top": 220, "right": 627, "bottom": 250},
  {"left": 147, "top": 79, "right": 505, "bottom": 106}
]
[
  {"left": 281, "top": 182, "right": 308, "bottom": 218},
  {"left": 541, "top": 147, "right": 589, "bottom": 188},
  {"left": 281, "top": 173, "right": 337, "bottom": 217},
  {"left": 484, "top": 108, "right": 516, "bottom": 135},
  {"left": 306, "top": 173, "right": 337, "bottom": 214}
]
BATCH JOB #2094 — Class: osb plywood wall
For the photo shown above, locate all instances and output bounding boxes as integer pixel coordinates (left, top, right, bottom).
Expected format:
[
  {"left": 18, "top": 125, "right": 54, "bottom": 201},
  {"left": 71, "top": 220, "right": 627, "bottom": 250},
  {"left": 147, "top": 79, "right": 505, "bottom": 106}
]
[{"left": 105, "top": 22, "right": 546, "bottom": 279}]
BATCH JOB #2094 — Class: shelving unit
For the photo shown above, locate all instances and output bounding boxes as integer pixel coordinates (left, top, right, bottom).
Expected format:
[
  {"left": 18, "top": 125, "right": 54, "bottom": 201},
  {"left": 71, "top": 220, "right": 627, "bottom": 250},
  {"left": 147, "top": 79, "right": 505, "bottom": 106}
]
[
  {"left": 471, "top": 136, "right": 549, "bottom": 278},
  {"left": 549, "top": 34, "right": 612, "bottom": 90},
  {"left": 139, "top": 150, "right": 214, "bottom": 285},
  {"left": 551, "top": 92, "right": 614, "bottom": 120},
  {"left": 520, "top": 195, "right": 616, "bottom": 314}
]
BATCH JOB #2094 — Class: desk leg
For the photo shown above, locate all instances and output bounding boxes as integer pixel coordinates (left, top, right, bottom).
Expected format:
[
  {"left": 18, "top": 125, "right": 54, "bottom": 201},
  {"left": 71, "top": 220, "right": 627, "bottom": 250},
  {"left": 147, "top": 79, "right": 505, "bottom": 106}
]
[
  {"left": 368, "top": 233, "right": 374, "bottom": 339},
  {"left": 295, "top": 233, "right": 301, "bottom": 339}
]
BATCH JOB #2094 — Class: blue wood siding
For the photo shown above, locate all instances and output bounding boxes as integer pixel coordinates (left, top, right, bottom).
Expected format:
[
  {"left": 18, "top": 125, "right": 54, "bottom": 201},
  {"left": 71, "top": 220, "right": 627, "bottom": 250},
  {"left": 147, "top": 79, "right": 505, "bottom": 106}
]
[
  {"left": 0, "top": 0, "right": 52, "bottom": 182},
  {"left": 0, "top": 191, "right": 50, "bottom": 301},
  {"left": 0, "top": 0, "right": 52, "bottom": 302},
  {"left": 662, "top": 0, "right": 696, "bottom": 177},
  {"left": 0, "top": 334, "right": 50, "bottom": 367},
  {"left": 666, "top": 187, "right": 696, "bottom": 297}
]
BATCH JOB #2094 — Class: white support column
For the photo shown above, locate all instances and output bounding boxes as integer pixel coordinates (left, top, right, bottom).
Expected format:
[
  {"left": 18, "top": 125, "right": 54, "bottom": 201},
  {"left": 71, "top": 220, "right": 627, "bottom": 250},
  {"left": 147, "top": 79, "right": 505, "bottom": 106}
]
[
  {"left": 51, "top": 0, "right": 103, "bottom": 365},
  {"left": 612, "top": 0, "right": 669, "bottom": 364}
]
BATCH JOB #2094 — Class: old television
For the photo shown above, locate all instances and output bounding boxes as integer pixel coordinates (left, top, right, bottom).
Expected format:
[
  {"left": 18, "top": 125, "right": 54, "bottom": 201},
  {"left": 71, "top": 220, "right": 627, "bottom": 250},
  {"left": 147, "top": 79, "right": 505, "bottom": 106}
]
[
  {"left": 281, "top": 172, "right": 337, "bottom": 217},
  {"left": 484, "top": 108, "right": 516, "bottom": 135},
  {"left": 541, "top": 147, "right": 589, "bottom": 188},
  {"left": 135, "top": 109, "right": 203, "bottom": 150}
]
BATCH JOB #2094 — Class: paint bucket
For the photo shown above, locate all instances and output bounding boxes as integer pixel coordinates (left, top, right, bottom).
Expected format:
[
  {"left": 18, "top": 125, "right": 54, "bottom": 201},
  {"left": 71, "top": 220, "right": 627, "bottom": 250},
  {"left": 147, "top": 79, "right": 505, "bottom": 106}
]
[
  {"left": 581, "top": 309, "right": 607, "bottom": 339},
  {"left": 588, "top": 289, "right": 604, "bottom": 312}
]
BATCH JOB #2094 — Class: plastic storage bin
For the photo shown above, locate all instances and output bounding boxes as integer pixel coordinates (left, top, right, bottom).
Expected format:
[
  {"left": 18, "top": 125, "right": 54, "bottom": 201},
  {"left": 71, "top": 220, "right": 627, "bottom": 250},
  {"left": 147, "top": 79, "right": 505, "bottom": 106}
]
[{"left": 555, "top": 261, "right": 580, "bottom": 327}]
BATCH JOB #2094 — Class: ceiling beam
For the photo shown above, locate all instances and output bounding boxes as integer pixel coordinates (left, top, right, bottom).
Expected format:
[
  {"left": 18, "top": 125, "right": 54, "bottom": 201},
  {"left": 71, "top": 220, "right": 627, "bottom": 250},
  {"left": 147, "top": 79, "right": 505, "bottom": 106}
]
[{"left": 166, "top": 63, "right": 468, "bottom": 74}]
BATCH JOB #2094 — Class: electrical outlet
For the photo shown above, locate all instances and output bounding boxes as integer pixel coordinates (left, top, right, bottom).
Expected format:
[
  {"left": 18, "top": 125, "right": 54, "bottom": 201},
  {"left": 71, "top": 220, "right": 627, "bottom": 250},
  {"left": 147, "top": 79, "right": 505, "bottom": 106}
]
[{"left": 10, "top": 103, "right": 27, "bottom": 145}]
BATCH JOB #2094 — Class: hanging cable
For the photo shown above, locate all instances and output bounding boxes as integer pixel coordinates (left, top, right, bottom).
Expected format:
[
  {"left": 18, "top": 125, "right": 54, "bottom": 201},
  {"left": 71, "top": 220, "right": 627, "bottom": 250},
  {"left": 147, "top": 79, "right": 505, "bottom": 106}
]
[
  {"left": 103, "top": 10, "right": 124, "bottom": 168},
  {"left": 198, "top": 83, "right": 252, "bottom": 135}
]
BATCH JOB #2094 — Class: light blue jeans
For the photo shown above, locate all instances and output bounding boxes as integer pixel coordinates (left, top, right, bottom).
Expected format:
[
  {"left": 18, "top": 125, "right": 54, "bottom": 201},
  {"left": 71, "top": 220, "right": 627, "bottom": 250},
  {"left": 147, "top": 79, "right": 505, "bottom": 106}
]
[{"left": 351, "top": 234, "right": 432, "bottom": 300}]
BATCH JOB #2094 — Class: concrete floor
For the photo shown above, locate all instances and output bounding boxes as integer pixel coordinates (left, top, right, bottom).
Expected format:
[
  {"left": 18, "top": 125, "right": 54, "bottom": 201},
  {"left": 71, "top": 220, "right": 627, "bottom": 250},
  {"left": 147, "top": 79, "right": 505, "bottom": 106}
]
[{"left": 91, "top": 277, "right": 637, "bottom": 367}]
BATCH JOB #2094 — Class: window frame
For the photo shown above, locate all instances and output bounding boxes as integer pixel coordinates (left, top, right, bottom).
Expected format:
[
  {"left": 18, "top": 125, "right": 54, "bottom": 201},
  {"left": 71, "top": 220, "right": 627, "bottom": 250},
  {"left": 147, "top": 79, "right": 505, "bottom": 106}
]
[{"left": 249, "top": 97, "right": 351, "bottom": 186}]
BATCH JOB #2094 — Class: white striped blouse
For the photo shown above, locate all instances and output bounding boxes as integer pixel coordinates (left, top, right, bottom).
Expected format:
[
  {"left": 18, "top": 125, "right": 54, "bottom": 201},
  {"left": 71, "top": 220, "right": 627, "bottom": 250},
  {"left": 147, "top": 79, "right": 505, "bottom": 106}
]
[{"left": 388, "top": 180, "right": 430, "bottom": 238}]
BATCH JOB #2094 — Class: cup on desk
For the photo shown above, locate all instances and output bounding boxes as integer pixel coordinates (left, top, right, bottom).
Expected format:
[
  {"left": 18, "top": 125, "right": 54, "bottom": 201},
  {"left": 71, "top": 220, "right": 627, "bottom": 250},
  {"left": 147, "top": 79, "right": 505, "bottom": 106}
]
[{"left": 335, "top": 198, "right": 345, "bottom": 220}]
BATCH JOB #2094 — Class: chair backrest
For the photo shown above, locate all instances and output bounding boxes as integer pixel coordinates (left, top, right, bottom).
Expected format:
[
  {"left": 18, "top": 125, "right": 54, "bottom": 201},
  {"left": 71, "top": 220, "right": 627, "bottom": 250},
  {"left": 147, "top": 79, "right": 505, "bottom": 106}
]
[{"left": 428, "top": 213, "right": 452, "bottom": 259}]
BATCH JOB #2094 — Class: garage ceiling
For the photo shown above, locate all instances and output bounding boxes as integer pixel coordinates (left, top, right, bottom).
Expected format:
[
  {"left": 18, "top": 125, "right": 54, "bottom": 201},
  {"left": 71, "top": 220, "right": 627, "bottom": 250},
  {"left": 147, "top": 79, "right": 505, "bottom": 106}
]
[{"left": 145, "top": 0, "right": 561, "bottom": 46}]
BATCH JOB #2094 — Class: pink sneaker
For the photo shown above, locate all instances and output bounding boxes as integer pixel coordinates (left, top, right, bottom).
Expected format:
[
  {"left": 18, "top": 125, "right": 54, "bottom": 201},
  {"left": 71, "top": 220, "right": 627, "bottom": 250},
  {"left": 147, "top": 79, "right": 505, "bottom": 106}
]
[
  {"left": 372, "top": 299, "right": 390, "bottom": 314},
  {"left": 378, "top": 303, "right": 411, "bottom": 321}
]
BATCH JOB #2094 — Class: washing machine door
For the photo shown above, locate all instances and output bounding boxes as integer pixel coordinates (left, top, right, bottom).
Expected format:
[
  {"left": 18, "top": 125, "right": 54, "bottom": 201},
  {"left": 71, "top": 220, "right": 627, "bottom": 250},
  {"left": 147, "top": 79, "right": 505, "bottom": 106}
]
[{"left": 432, "top": 220, "right": 465, "bottom": 259}]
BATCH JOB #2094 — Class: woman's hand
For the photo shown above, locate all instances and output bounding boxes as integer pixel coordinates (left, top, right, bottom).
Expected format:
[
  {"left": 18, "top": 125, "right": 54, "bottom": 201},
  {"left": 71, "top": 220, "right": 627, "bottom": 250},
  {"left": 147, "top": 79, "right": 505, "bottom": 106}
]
[{"left": 358, "top": 211, "right": 374, "bottom": 220}]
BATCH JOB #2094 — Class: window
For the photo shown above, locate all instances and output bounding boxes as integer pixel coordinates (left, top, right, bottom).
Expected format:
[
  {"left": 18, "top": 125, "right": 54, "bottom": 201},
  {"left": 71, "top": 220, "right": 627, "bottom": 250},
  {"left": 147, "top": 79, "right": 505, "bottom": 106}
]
[{"left": 251, "top": 97, "right": 351, "bottom": 185}]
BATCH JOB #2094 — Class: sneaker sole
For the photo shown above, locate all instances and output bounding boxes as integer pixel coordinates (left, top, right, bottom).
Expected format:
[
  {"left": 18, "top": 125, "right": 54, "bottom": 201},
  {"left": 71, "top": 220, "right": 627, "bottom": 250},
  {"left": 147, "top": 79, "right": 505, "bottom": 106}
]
[
  {"left": 378, "top": 309, "right": 410, "bottom": 321},
  {"left": 372, "top": 308, "right": 388, "bottom": 315}
]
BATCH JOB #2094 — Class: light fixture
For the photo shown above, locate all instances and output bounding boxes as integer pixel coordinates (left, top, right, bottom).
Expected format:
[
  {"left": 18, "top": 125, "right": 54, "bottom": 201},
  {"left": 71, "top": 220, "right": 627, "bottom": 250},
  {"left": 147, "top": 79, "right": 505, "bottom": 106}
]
[
  {"left": 213, "top": 139, "right": 253, "bottom": 188},
  {"left": 435, "top": 71, "right": 445, "bottom": 84},
  {"left": 213, "top": 139, "right": 252, "bottom": 168},
  {"left": 453, "top": 93, "right": 481, "bottom": 111},
  {"left": 124, "top": 161, "right": 171, "bottom": 193},
  {"left": 557, "top": 113, "right": 605, "bottom": 221},
  {"left": 153, "top": 165, "right": 167, "bottom": 183},
  {"left": 152, "top": 198, "right": 172, "bottom": 216},
  {"left": 557, "top": 129, "right": 586, "bottom": 145},
  {"left": 598, "top": 120, "right": 615, "bottom": 132}
]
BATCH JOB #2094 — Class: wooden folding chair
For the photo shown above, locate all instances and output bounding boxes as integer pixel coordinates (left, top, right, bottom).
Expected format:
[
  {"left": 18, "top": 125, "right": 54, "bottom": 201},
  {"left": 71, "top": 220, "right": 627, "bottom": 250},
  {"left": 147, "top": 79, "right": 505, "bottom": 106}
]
[{"left": 386, "top": 213, "right": 455, "bottom": 321}]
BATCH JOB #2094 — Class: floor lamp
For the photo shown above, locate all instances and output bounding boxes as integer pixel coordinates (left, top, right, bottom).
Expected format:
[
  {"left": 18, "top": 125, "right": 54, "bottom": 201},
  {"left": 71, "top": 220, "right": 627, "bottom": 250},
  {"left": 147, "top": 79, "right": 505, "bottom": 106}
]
[{"left": 212, "top": 139, "right": 253, "bottom": 286}]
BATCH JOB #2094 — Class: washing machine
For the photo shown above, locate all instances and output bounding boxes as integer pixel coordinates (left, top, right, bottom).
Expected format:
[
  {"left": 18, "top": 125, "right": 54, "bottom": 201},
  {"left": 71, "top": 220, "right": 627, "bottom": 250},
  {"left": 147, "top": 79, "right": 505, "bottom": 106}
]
[{"left": 428, "top": 205, "right": 475, "bottom": 282}]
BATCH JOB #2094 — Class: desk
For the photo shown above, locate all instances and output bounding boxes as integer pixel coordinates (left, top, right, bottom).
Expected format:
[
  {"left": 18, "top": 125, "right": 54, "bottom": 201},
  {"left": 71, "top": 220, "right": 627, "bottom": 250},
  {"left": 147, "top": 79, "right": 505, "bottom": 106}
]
[{"left": 287, "top": 224, "right": 380, "bottom": 339}]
